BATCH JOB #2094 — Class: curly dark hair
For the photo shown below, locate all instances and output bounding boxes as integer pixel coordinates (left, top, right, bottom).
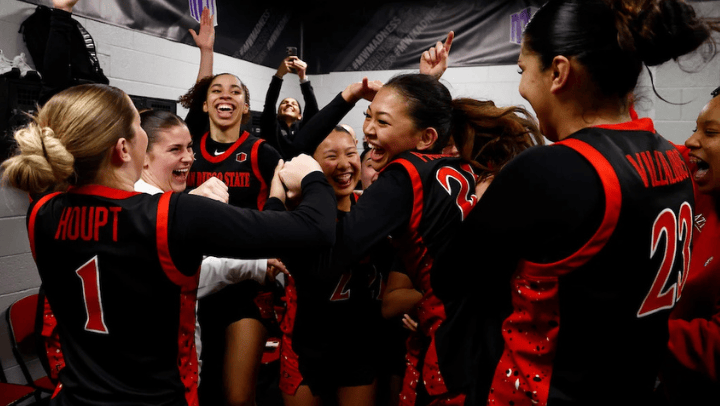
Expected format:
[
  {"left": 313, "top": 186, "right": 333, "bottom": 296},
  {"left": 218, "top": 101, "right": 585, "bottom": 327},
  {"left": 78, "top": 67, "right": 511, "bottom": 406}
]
[{"left": 178, "top": 73, "right": 251, "bottom": 125}]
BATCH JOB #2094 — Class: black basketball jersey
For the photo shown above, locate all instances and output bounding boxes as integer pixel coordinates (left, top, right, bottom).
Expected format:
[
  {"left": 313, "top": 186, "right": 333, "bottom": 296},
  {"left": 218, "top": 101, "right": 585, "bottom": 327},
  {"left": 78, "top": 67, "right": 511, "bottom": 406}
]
[
  {"left": 277, "top": 195, "right": 391, "bottom": 379},
  {"left": 384, "top": 150, "right": 478, "bottom": 397},
  {"left": 484, "top": 120, "right": 695, "bottom": 406},
  {"left": 385, "top": 151, "right": 478, "bottom": 294},
  {"left": 28, "top": 186, "right": 200, "bottom": 406},
  {"left": 186, "top": 131, "right": 280, "bottom": 210}
]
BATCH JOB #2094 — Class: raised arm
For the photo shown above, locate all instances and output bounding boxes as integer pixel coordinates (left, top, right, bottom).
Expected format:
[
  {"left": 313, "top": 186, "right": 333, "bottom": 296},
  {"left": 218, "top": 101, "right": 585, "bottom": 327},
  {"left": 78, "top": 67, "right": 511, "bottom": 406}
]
[
  {"left": 292, "top": 58, "right": 320, "bottom": 126},
  {"left": 189, "top": 7, "right": 214, "bottom": 82},
  {"left": 259, "top": 57, "right": 293, "bottom": 154},
  {"left": 289, "top": 77, "right": 383, "bottom": 156},
  {"left": 419, "top": 31, "right": 454, "bottom": 80}
]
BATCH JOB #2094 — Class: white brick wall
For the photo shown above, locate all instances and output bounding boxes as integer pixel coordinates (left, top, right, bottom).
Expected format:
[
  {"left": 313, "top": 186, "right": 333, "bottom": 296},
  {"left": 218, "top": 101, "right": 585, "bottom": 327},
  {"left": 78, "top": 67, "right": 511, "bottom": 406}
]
[{"left": 1, "top": 0, "right": 718, "bottom": 385}]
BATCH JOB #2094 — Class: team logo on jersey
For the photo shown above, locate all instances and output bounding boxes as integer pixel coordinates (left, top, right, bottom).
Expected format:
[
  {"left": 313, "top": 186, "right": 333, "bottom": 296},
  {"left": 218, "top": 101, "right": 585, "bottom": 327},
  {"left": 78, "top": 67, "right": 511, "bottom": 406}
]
[
  {"left": 694, "top": 213, "right": 706, "bottom": 232},
  {"left": 236, "top": 152, "right": 248, "bottom": 163}
]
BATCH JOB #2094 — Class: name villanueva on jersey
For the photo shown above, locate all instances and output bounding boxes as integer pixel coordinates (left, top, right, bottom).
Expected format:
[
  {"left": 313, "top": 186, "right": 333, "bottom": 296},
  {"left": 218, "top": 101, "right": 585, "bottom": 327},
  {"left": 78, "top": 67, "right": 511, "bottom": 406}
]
[{"left": 626, "top": 148, "right": 690, "bottom": 188}]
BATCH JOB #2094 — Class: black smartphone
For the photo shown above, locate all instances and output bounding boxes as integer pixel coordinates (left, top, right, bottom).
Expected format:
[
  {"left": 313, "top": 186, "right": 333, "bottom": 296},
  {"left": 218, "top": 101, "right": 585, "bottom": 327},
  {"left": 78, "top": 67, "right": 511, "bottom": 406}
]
[{"left": 286, "top": 47, "right": 298, "bottom": 72}]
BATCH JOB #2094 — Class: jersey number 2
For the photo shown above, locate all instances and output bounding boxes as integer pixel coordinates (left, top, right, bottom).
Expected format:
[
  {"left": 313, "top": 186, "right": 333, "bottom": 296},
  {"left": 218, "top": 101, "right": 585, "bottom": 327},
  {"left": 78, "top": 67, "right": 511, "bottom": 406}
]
[
  {"left": 436, "top": 163, "right": 478, "bottom": 221},
  {"left": 637, "top": 202, "right": 692, "bottom": 318},
  {"left": 75, "top": 256, "right": 109, "bottom": 334}
]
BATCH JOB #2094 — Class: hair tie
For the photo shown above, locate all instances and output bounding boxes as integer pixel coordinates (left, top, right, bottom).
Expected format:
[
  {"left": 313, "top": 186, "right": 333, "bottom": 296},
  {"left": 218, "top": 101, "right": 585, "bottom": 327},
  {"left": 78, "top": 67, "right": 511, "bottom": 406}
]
[{"left": 40, "top": 135, "right": 51, "bottom": 164}]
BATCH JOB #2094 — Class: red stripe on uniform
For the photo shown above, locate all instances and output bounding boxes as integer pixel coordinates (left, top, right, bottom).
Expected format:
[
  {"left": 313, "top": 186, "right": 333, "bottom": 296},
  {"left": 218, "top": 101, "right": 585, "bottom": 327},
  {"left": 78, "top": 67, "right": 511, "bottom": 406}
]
[
  {"left": 521, "top": 138, "right": 622, "bottom": 276},
  {"left": 177, "top": 289, "right": 199, "bottom": 406},
  {"left": 27, "top": 192, "right": 61, "bottom": 261},
  {"left": 155, "top": 192, "right": 200, "bottom": 406},
  {"left": 594, "top": 117, "right": 655, "bottom": 133},
  {"left": 393, "top": 159, "right": 424, "bottom": 232},
  {"left": 200, "top": 131, "right": 251, "bottom": 164},
  {"left": 251, "top": 139, "right": 268, "bottom": 210},
  {"left": 68, "top": 185, "right": 140, "bottom": 199},
  {"left": 278, "top": 275, "right": 304, "bottom": 395},
  {"left": 155, "top": 192, "right": 197, "bottom": 286},
  {"left": 489, "top": 139, "right": 623, "bottom": 406}
]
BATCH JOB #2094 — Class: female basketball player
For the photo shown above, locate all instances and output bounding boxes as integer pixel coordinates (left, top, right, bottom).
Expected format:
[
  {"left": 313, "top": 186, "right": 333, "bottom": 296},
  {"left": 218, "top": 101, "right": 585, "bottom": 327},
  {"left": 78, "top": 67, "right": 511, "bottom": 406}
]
[
  {"left": 1, "top": 84, "right": 335, "bottom": 406},
  {"left": 658, "top": 87, "right": 720, "bottom": 405},
  {"left": 264, "top": 30, "right": 539, "bottom": 403},
  {"left": 433, "top": 1, "right": 718, "bottom": 405},
  {"left": 355, "top": 74, "right": 542, "bottom": 405},
  {"left": 137, "top": 108, "right": 285, "bottom": 299},
  {"left": 179, "top": 12, "right": 285, "bottom": 405},
  {"left": 276, "top": 126, "right": 393, "bottom": 406}
]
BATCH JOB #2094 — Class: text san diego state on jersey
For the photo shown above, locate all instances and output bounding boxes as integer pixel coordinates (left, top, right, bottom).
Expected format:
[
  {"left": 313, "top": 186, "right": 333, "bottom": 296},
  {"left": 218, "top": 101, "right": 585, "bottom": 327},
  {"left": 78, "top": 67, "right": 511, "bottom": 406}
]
[{"left": 187, "top": 131, "right": 280, "bottom": 210}]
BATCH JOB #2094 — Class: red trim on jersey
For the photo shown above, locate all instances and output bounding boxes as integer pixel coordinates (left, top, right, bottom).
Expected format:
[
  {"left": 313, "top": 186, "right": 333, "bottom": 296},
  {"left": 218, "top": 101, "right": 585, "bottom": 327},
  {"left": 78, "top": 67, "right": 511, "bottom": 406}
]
[
  {"left": 199, "top": 131, "right": 251, "bottom": 164},
  {"left": 409, "top": 151, "right": 454, "bottom": 161},
  {"left": 393, "top": 159, "right": 424, "bottom": 232},
  {"left": 250, "top": 139, "right": 268, "bottom": 210},
  {"left": 155, "top": 192, "right": 200, "bottom": 406},
  {"left": 522, "top": 138, "right": 622, "bottom": 275},
  {"left": 389, "top": 157, "right": 458, "bottom": 401},
  {"left": 178, "top": 289, "right": 199, "bottom": 406},
  {"left": 278, "top": 275, "right": 304, "bottom": 395},
  {"left": 155, "top": 192, "right": 197, "bottom": 287},
  {"left": 68, "top": 185, "right": 140, "bottom": 199},
  {"left": 629, "top": 104, "right": 639, "bottom": 121},
  {"left": 488, "top": 139, "right": 623, "bottom": 406},
  {"left": 594, "top": 117, "right": 655, "bottom": 133},
  {"left": 27, "top": 192, "right": 61, "bottom": 261},
  {"left": 52, "top": 382, "right": 63, "bottom": 399}
]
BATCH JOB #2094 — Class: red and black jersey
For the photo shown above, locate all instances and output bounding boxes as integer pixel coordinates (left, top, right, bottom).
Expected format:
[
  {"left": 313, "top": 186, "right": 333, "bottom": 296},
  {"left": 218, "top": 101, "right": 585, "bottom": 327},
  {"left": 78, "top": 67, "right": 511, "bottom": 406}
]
[
  {"left": 186, "top": 131, "right": 281, "bottom": 210},
  {"left": 28, "top": 186, "right": 200, "bottom": 406},
  {"left": 329, "top": 151, "right": 477, "bottom": 403},
  {"left": 385, "top": 151, "right": 478, "bottom": 292},
  {"left": 269, "top": 195, "right": 391, "bottom": 393},
  {"left": 660, "top": 146, "right": 720, "bottom": 405},
  {"left": 25, "top": 175, "right": 336, "bottom": 406},
  {"left": 384, "top": 151, "right": 478, "bottom": 404},
  {"left": 435, "top": 119, "right": 695, "bottom": 406}
]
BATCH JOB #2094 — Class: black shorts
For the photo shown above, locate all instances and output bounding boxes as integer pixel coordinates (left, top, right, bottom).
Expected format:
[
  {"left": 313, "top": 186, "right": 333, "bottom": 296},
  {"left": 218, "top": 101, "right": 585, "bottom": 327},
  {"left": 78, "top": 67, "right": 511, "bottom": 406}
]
[{"left": 296, "top": 345, "right": 379, "bottom": 396}]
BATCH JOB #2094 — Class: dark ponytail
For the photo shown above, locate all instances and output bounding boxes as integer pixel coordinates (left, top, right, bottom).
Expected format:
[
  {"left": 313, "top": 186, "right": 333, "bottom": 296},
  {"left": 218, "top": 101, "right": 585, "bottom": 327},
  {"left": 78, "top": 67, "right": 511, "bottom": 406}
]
[
  {"left": 451, "top": 98, "right": 544, "bottom": 177},
  {"left": 524, "top": 0, "right": 718, "bottom": 99}
]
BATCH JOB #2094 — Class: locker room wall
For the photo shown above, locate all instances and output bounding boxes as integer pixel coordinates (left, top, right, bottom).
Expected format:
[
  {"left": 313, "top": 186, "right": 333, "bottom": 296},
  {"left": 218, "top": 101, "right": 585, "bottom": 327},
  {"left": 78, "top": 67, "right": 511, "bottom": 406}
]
[{"left": 0, "top": 0, "right": 718, "bottom": 385}]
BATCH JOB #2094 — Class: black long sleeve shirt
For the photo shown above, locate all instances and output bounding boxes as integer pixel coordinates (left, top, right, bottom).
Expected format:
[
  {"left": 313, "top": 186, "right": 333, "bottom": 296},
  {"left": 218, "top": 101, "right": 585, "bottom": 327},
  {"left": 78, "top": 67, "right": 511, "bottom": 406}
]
[{"left": 259, "top": 75, "right": 320, "bottom": 159}]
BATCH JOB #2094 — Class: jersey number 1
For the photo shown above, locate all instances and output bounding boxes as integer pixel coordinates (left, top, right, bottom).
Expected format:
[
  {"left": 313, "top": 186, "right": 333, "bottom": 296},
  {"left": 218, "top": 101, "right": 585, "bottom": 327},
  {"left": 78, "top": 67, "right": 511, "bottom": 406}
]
[
  {"left": 637, "top": 202, "right": 692, "bottom": 318},
  {"left": 75, "top": 256, "right": 109, "bottom": 334}
]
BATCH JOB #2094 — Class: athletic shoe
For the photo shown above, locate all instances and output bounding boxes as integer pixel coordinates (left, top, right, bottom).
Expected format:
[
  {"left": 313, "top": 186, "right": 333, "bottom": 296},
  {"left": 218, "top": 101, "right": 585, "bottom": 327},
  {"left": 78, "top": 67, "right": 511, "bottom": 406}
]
[{"left": 12, "top": 53, "right": 40, "bottom": 79}]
